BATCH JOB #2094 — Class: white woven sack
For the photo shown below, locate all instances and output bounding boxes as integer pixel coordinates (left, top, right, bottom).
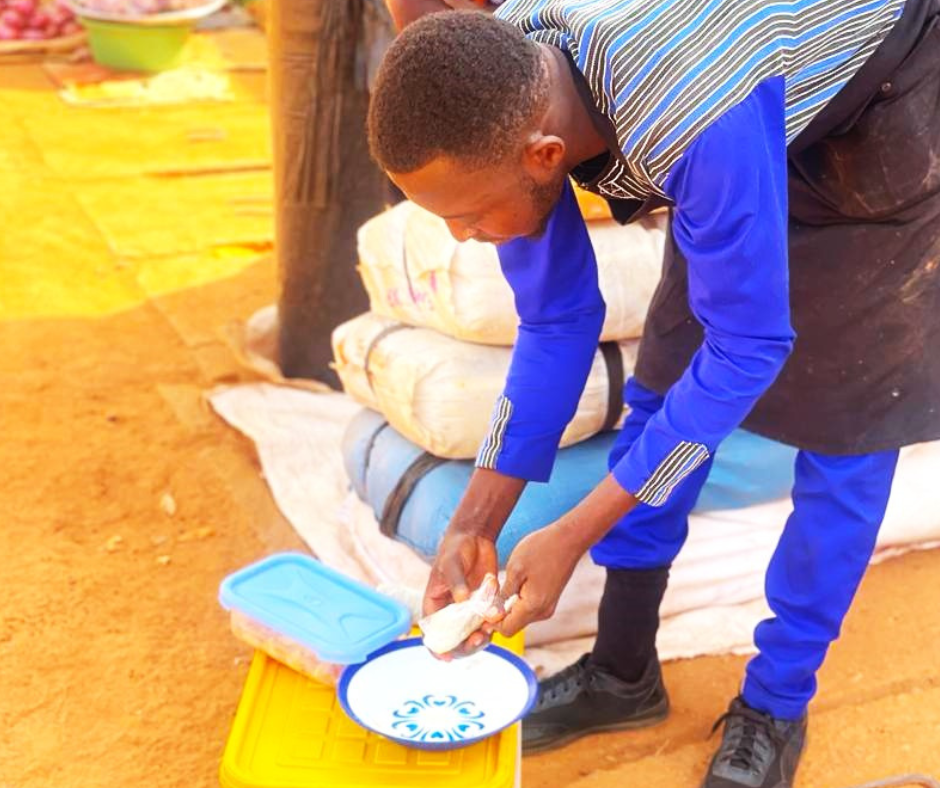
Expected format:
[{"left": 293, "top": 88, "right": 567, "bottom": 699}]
[
  {"left": 332, "top": 312, "right": 638, "bottom": 460},
  {"left": 357, "top": 201, "right": 667, "bottom": 347}
]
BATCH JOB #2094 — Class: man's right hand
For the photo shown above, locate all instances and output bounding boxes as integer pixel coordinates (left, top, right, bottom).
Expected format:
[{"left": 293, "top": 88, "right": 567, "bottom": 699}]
[
  {"left": 420, "top": 467, "right": 527, "bottom": 656},
  {"left": 422, "top": 527, "right": 501, "bottom": 657},
  {"left": 423, "top": 527, "right": 499, "bottom": 615}
]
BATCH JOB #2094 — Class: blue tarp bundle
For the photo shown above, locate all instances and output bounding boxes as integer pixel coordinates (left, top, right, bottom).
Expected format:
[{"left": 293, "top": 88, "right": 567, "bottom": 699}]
[{"left": 343, "top": 409, "right": 797, "bottom": 565}]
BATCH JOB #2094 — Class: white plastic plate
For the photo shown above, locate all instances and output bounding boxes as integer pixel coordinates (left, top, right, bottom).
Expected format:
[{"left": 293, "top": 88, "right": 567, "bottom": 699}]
[{"left": 338, "top": 638, "right": 538, "bottom": 750}]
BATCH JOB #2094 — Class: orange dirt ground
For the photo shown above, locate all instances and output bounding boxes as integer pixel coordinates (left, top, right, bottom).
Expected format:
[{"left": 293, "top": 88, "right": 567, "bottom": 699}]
[{"left": 2, "top": 37, "right": 940, "bottom": 788}]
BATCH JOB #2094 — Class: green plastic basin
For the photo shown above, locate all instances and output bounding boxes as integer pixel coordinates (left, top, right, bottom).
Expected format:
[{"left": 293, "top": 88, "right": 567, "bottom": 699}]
[{"left": 80, "top": 17, "right": 193, "bottom": 72}]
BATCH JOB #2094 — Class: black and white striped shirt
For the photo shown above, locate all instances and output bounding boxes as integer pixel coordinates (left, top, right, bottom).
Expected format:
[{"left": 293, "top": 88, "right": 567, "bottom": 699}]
[{"left": 496, "top": 0, "right": 905, "bottom": 199}]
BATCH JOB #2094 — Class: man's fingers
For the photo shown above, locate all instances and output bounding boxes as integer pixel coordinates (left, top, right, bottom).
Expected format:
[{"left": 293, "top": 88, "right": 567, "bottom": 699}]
[
  {"left": 443, "top": 629, "right": 491, "bottom": 659},
  {"left": 441, "top": 558, "right": 470, "bottom": 602},
  {"left": 422, "top": 593, "right": 450, "bottom": 617},
  {"left": 422, "top": 574, "right": 454, "bottom": 616},
  {"left": 493, "top": 564, "right": 524, "bottom": 618},
  {"left": 495, "top": 606, "right": 526, "bottom": 638},
  {"left": 464, "top": 630, "right": 490, "bottom": 653},
  {"left": 496, "top": 595, "right": 536, "bottom": 638},
  {"left": 482, "top": 598, "right": 506, "bottom": 623},
  {"left": 500, "top": 564, "right": 524, "bottom": 599}
]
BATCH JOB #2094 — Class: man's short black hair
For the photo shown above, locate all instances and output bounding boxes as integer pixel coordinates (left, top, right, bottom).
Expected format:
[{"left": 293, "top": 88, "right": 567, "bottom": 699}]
[{"left": 368, "top": 12, "right": 548, "bottom": 174}]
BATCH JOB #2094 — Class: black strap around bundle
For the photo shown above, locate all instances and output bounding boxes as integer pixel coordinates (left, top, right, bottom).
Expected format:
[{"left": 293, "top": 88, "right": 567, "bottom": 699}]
[
  {"left": 379, "top": 452, "right": 447, "bottom": 538},
  {"left": 600, "top": 340, "right": 626, "bottom": 433},
  {"left": 362, "top": 421, "right": 390, "bottom": 474},
  {"left": 363, "top": 323, "right": 412, "bottom": 391},
  {"left": 371, "top": 340, "right": 625, "bottom": 538}
]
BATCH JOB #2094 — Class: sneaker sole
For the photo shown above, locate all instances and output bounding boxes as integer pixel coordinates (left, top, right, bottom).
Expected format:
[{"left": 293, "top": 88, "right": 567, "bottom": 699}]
[{"left": 523, "top": 700, "right": 671, "bottom": 755}]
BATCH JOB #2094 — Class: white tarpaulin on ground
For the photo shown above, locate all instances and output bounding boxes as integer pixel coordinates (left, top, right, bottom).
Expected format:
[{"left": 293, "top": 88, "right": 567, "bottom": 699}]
[{"left": 209, "top": 382, "right": 940, "bottom": 677}]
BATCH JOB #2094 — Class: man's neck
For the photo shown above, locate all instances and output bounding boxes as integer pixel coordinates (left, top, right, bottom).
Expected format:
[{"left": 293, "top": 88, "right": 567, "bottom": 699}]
[{"left": 539, "top": 44, "right": 609, "bottom": 169}]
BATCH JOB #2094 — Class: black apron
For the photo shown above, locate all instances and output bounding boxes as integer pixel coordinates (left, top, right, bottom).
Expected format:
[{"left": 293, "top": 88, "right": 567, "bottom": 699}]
[{"left": 598, "top": 0, "right": 940, "bottom": 455}]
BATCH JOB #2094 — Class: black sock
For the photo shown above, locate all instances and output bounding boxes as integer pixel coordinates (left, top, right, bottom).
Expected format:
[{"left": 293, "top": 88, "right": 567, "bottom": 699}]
[{"left": 590, "top": 566, "right": 670, "bottom": 683}]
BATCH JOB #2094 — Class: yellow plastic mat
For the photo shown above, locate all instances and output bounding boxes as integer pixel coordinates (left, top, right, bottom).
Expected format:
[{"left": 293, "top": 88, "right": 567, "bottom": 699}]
[
  {"left": 75, "top": 171, "right": 273, "bottom": 258},
  {"left": 0, "top": 173, "right": 142, "bottom": 320},
  {"left": 200, "top": 27, "right": 268, "bottom": 71},
  {"left": 24, "top": 103, "right": 271, "bottom": 178},
  {"left": 136, "top": 246, "right": 267, "bottom": 299},
  {"left": 0, "top": 117, "right": 45, "bottom": 173},
  {"left": 0, "top": 63, "right": 65, "bottom": 116},
  {"left": 221, "top": 635, "right": 523, "bottom": 788},
  {"left": 1, "top": 44, "right": 273, "bottom": 320}
]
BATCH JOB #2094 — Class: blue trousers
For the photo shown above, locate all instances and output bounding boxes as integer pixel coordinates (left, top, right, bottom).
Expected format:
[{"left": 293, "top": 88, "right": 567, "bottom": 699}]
[{"left": 591, "top": 378, "right": 899, "bottom": 720}]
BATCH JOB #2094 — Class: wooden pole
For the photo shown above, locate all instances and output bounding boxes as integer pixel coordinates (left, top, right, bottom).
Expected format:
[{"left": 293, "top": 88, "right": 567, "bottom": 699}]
[{"left": 268, "top": 0, "right": 393, "bottom": 386}]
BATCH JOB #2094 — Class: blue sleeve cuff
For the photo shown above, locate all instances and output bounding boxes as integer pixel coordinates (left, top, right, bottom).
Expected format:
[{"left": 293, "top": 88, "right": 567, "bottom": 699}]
[
  {"left": 476, "top": 394, "right": 567, "bottom": 482},
  {"left": 611, "top": 419, "right": 710, "bottom": 506}
]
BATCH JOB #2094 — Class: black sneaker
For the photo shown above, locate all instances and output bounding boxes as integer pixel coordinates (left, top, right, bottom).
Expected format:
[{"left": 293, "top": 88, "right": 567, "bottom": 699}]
[
  {"left": 522, "top": 652, "right": 669, "bottom": 754},
  {"left": 702, "top": 697, "right": 807, "bottom": 788}
]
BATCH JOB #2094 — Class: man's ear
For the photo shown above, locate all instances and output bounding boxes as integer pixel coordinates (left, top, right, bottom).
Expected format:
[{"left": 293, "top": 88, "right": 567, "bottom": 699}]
[{"left": 521, "top": 134, "right": 567, "bottom": 184}]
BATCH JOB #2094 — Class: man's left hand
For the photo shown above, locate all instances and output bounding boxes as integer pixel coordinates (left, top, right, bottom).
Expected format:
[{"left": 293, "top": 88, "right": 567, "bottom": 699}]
[{"left": 496, "top": 522, "right": 586, "bottom": 637}]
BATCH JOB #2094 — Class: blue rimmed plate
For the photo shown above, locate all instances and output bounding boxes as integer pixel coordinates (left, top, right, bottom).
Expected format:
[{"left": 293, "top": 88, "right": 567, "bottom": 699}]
[{"left": 337, "top": 637, "right": 538, "bottom": 750}]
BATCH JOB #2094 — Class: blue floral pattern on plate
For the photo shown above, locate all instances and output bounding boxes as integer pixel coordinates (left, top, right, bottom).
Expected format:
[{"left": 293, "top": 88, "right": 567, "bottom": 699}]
[
  {"left": 390, "top": 694, "right": 486, "bottom": 743},
  {"left": 337, "top": 638, "right": 539, "bottom": 751}
]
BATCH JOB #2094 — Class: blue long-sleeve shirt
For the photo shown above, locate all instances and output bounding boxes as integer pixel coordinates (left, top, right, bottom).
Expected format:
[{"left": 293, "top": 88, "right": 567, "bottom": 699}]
[{"left": 476, "top": 78, "right": 796, "bottom": 506}]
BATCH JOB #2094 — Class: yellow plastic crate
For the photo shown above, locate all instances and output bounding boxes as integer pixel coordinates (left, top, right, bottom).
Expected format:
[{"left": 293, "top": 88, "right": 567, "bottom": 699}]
[{"left": 220, "top": 634, "right": 524, "bottom": 788}]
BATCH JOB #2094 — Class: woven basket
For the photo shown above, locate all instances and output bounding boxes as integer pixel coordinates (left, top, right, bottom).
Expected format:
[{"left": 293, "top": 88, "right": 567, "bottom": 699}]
[{"left": 0, "top": 29, "right": 86, "bottom": 55}]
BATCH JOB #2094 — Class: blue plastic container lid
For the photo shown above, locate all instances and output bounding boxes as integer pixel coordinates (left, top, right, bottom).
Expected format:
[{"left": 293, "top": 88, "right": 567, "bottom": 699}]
[{"left": 218, "top": 552, "right": 413, "bottom": 665}]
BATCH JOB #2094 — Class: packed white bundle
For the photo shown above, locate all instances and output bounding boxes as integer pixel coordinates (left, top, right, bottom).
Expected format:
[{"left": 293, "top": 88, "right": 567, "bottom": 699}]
[
  {"left": 332, "top": 312, "right": 639, "bottom": 460},
  {"left": 357, "top": 201, "right": 667, "bottom": 347}
]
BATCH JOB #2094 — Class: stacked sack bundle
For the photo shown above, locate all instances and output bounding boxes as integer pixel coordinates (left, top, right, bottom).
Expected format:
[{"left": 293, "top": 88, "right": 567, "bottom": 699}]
[
  {"left": 330, "top": 188, "right": 672, "bottom": 559},
  {"left": 332, "top": 190, "right": 668, "bottom": 457}
]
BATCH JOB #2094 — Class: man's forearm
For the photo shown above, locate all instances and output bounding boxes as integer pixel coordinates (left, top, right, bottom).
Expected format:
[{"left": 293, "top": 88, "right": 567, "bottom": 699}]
[
  {"left": 448, "top": 467, "right": 526, "bottom": 541},
  {"left": 555, "top": 473, "right": 639, "bottom": 554}
]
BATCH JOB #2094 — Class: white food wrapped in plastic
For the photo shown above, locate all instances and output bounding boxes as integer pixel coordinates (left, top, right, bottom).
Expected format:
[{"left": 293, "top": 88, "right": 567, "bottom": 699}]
[
  {"left": 418, "top": 575, "right": 498, "bottom": 655},
  {"left": 418, "top": 575, "right": 518, "bottom": 655}
]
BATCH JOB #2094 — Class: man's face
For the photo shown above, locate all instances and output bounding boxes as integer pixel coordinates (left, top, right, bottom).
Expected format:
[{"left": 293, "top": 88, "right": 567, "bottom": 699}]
[{"left": 390, "top": 154, "right": 566, "bottom": 244}]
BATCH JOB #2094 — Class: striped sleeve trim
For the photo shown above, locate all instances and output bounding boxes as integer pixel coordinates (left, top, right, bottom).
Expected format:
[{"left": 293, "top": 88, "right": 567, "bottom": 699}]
[
  {"left": 636, "top": 441, "right": 710, "bottom": 508},
  {"left": 476, "top": 395, "right": 513, "bottom": 470}
]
